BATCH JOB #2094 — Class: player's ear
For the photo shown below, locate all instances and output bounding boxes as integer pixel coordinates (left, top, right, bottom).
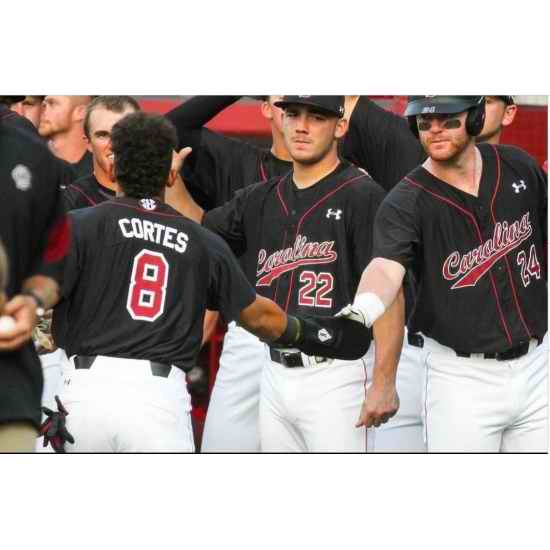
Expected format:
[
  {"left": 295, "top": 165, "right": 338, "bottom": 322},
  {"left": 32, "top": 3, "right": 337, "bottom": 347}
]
[
  {"left": 502, "top": 104, "right": 518, "bottom": 128},
  {"left": 334, "top": 117, "right": 348, "bottom": 139},
  {"left": 260, "top": 99, "right": 273, "bottom": 121},
  {"left": 167, "top": 168, "right": 178, "bottom": 188}
]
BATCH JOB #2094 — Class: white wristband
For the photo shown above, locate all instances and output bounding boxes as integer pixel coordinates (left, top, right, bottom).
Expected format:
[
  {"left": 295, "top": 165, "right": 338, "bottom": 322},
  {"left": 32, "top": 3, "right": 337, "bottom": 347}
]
[{"left": 353, "top": 292, "right": 386, "bottom": 328}]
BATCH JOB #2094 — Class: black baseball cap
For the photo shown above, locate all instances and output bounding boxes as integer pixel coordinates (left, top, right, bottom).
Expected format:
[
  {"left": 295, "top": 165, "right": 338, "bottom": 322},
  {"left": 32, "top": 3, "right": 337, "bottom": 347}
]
[
  {"left": 274, "top": 96, "right": 345, "bottom": 118},
  {"left": 0, "top": 95, "right": 26, "bottom": 105}
]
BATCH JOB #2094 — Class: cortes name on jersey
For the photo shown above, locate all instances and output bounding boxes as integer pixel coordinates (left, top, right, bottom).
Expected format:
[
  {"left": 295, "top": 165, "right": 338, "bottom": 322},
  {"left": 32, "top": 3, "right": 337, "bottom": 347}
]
[
  {"left": 256, "top": 233, "right": 337, "bottom": 286},
  {"left": 118, "top": 217, "right": 189, "bottom": 254},
  {"left": 442, "top": 212, "right": 533, "bottom": 289}
]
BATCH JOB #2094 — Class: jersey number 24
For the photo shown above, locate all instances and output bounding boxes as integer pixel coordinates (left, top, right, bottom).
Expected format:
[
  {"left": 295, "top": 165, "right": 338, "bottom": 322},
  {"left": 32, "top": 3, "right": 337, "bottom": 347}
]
[{"left": 127, "top": 249, "right": 169, "bottom": 322}]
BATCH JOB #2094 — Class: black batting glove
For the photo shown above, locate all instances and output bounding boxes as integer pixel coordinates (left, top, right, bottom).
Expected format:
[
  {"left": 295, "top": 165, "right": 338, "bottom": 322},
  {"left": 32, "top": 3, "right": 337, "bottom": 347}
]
[{"left": 38, "top": 395, "right": 75, "bottom": 453}]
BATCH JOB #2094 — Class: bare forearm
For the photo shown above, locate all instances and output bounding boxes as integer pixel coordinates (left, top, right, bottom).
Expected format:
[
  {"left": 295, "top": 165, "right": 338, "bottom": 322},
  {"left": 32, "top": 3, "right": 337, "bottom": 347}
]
[
  {"left": 22, "top": 275, "right": 60, "bottom": 310},
  {"left": 238, "top": 295, "right": 287, "bottom": 342},
  {"left": 372, "top": 287, "right": 405, "bottom": 385}
]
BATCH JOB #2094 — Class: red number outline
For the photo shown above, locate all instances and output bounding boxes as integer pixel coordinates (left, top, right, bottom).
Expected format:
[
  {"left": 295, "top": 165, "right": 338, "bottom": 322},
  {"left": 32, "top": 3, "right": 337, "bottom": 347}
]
[
  {"left": 298, "top": 271, "right": 334, "bottom": 308},
  {"left": 298, "top": 271, "right": 317, "bottom": 306},
  {"left": 127, "top": 249, "right": 169, "bottom": 322}
]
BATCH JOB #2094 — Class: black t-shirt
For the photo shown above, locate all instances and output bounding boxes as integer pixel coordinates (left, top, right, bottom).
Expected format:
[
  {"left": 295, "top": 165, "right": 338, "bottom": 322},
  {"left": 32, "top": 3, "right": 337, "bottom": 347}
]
[
  {"left": 52, "top": 197, "right": 256, "bottom": 370},
  {"left": 204, "top": 161, "right": 385, "bottom": 316},
  {"left": 63, "top": 173, "right": 116, "bottom": 210},
  {"left": 373, "top": 143, "right": 548, "bottom": 352}
]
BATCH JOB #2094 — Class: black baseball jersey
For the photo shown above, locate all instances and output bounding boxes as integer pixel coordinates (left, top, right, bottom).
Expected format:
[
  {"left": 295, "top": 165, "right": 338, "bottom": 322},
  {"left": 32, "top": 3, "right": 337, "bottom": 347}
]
[
  {"left": 340, "top": 96, "right": 427, "bottom": 192},
  {"left": 373, "top": 143, "right": 547, "bottom": 353},
  {"left": 0, "top": 115, "right": 69, "bottom": 297},
  {"left": 204, "top": 161, "right": 385, "bottom": 317},
  {"left": 70, "top": 150, "right": 93, "bottom": 179},
  {"left": 52, "top": 197, "right": 256, "bottom": 370},
  {"left": 0, "top": 110, "right": 70, "bottom": 428},
  {"left": 63, "top": 173, "right": 116, "bottom": 210}
]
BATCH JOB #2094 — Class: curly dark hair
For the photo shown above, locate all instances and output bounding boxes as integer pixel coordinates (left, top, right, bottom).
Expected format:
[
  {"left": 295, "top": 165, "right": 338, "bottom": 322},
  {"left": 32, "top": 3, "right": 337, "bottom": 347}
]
[
  {"left": 111, "top": 112, "right": 177, "bottom": 199},
  {"left": 84, "top": 95, "right": 141, "bottom": 139}
]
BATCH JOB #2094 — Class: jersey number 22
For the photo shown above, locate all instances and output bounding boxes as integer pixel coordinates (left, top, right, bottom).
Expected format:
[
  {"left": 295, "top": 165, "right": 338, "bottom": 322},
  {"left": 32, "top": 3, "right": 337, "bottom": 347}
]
[{"left": 127, "top": 249, "right": 169, "bottom": 322}]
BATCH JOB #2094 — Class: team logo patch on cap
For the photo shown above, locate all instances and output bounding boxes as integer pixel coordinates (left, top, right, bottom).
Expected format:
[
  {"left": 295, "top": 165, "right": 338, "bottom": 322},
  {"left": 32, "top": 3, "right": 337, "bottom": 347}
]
[
  {"left": 140, "top": 198, "right": 157, "bottom": 210},
  {"left": 11, "top": 164, "right": 32, "bottom": 191},
  {"left": 318, "top": 328, "right": 332, "bottom": 342}
]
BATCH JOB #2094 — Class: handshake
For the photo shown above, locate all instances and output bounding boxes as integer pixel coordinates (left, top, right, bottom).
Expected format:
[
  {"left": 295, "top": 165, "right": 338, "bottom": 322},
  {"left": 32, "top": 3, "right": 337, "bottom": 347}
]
[{"left": 269, "top": 301, "right": 374, "bottom": 362}]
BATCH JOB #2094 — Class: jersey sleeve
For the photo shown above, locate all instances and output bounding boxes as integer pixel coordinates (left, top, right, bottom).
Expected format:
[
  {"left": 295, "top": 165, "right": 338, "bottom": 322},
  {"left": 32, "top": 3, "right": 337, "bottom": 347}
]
[
  {"left": 372, "top": 182, "right": 422, "bottom": 269},
  {"left": 165, "top": 96, "right": 240, "bottom": 141},
  {"left": 31, "top": 152, "right": 72, "bottom": 285},
  {"left": 342, "top": 97, "right": 426, "bottom": 191},
  {"left": 346, "top": 178, "right": 386, "bottom": 277},
  {"left": 205, "top": 232, "right": 256, "bottom": 322},
  {"left": 202, "top": 183, "right": 258, "bottom": 256}
]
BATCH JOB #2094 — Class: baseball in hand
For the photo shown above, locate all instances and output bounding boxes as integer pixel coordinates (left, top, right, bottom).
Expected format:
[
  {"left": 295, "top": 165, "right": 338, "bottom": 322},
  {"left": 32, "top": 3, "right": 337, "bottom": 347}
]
[{"left": 0, "top": 315, "right": 16, "bottom": 333}]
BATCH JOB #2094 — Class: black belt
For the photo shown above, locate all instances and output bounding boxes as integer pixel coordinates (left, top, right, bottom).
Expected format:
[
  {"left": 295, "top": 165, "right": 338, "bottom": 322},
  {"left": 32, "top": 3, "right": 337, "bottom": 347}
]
[
  {"left": 407, "top": 333, "right": 543, "bottom": 361},
  {"left": 74, "top": 355, "right": 172, "bottom": 378},
  {"left": 269, "top": 348, "right": 327, "bottom": 368}
]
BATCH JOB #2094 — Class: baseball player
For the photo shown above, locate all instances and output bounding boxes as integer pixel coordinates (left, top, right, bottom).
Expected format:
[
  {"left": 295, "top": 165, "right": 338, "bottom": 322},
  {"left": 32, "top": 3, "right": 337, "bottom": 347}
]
[
  {"left": 476, "top": 96, "right": 517, "bottom": 145},
  {"left": 0, "top": 104, "right": 69, "bottom": 452},
  {"left": 39, "top": 96, "right": 95, "bottom": 179},
  {"left": 176, "top": 96, "right": 404, "bottom": 452},
  {"left": 344, "top": 95, "right": 548, "bottom": 452},
  {"left": 168, "top": 95, "right": 424, "bottom": 452},
  {"left": 50, "top": 112, "right": 370, "bottom": 452},
  {"left": 35, "top": 96, "right": 144, "bottom": 452},
  {"left": 62, "top": 96, "right": 142, "bottom": 210}
]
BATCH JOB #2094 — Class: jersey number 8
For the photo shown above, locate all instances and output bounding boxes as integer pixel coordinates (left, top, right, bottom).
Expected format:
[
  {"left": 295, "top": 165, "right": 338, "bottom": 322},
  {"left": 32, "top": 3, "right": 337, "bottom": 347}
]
[{"left": 127, "top": 249, "right": 169, "bottom": 322}]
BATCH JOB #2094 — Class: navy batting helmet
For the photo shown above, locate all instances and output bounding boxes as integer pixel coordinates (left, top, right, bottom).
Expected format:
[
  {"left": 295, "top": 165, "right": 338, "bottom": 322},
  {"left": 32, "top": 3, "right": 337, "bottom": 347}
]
[{"left": 405, "top": 96, "right": 486, "bottom": 138}]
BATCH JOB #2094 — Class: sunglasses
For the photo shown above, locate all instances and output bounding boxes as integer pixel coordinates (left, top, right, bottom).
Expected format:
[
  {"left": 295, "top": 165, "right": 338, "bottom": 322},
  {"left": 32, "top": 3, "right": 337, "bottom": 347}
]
[{"left": 417, "top": 115, "right": 462, "bottom": 132}]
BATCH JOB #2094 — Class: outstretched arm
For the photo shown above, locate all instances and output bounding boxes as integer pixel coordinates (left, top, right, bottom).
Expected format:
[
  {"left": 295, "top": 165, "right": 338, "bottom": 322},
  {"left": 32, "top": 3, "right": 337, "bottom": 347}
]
[
  {"left": 356, "top": 286, "right": 404, "bottom": 428},
  {"left": 344, "top": 257, "right": 406, "bottom": 328}
]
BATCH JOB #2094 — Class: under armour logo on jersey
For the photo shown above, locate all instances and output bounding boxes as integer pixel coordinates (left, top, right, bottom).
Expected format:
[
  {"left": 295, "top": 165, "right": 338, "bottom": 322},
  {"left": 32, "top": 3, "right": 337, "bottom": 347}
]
[
  {"left": 140, "top": 198, "right": 157, "bottom": 210},
  {"left": 326, "top": 209, "right": 342, "bottom": 220},
  {"left": 512, "top": 180, "right": 527, "bottom": 193},
  {"left": 11, "top": 164, "right": 32, "bottom": 191},
  {"left": 318, "top": 328, "right": 332, "bottom": 342}
]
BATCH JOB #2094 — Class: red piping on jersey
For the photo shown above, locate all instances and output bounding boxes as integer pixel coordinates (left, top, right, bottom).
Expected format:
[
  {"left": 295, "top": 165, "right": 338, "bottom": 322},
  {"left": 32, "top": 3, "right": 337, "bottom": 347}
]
[
  {"left": 276, "top": 176, "right": 290, "bottom": 216},
  {"left": 273, "top": 229, "right": 288, "bottom": 304},
  {"left": 404, "top": 176, "right": 513, "bottom": 347},
  {"left": 68, "top": 184, "right": 98, "bottom": 206},
  {"left": 105, "top": 200, "right": 185, "bottom": 219},
  {"left": 489, "top": 145, "right": 532, "bottom": 339},
  {"left": 283, "top": 173, "right": 369, "bottom": 312},
  {"left": 44, "top": 215, "right": 71, "bottom": 263},
  {"left": 258, "top": 159, "right": 268, "bottom": 182}
]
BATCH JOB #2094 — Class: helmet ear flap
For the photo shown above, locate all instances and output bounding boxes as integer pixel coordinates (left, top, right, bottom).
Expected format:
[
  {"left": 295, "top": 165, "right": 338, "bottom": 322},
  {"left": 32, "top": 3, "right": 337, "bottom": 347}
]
[
  {"left": 465, "top": 97, "right": 486, "bottom": 136},
  {"left": 408, "top": 116, "right": 419, "bottom": 139}
]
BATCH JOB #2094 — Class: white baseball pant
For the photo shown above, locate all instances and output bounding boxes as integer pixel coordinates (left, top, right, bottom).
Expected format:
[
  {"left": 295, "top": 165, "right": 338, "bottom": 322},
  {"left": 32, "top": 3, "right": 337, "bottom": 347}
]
[
  {"left": 369, "top": 333, "right": 427, "bottom": 452},
  {"left": 201, "top": 323, "right": 264, "bottom": 452},
  {"left": 259, "top": 347, "right": 374, "bottom": 452},
  {"left": 60, "top": 355, "right": 194, "bottom": 452},
  {"left": 422, "top": 333, "right": 548, "bottom": 452}
]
